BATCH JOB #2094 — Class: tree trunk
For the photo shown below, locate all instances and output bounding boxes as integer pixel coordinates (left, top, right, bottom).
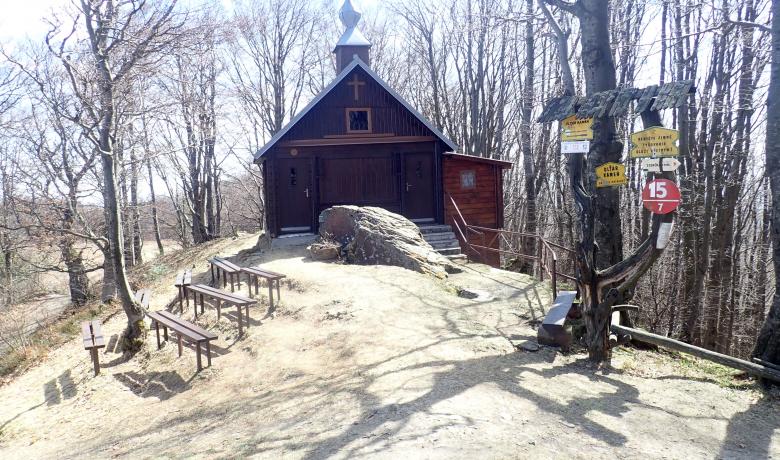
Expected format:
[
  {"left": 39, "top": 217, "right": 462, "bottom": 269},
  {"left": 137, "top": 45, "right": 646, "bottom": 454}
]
[
  {"left": 60, "top": 239, "right": 89, "bottom": 306},
  {"left": 147, "top": 158, "right": 165, "bottom": 256},
  {"left": 753, "top": 0, "right": 780, "bottom": 379}
]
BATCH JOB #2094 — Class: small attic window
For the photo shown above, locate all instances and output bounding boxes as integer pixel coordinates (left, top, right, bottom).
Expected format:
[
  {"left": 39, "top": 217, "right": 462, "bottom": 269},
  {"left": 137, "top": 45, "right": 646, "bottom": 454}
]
[
  {"left": 461, "top": 170, "right": 476, "bottom": 189},
  {"left": 346, "top": 108, "right": 372, "bottom": 133}
]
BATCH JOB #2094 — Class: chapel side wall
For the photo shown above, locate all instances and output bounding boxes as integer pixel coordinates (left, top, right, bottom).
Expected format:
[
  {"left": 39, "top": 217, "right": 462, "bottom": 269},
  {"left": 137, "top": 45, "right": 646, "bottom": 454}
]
[{"left": 443, "top": 157, "right": 501, "bottom": 267}]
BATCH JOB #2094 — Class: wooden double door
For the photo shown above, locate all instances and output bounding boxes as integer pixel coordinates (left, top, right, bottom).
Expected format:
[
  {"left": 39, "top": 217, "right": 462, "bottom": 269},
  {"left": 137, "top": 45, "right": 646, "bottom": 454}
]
[{"left": 275, "top": 152, "right": 436, "bottom": 234}]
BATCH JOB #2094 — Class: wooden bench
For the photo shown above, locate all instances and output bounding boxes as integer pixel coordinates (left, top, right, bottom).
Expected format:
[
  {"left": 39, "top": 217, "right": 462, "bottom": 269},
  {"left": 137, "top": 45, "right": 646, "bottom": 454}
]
[
  {"left": 185, "top": 284, "right": 256, "bottom": 335},
  {"left": 537, "top": 290, "right": 577, "bottom": 350},
  {"left": 81, "top": 320, "right": 105, "bottom": 376},
  {"left": 174, "top": 269, "right": 192, "bottom": 311},
  {"left": 134, "top": 289, "right": 151, "bottom": 309},
  {"left": 146, "top": 310, "right": 218, "bottom": 371},
  {"left": 240, "top": 266, "right": 286, "bottom": 311},
  {"left": 209, "top": 257, "right": 241, "bottom": 292}
]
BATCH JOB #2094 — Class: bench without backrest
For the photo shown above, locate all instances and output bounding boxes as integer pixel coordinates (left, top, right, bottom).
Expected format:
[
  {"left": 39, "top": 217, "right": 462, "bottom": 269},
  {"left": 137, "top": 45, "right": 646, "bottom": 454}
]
[
  {"left": 538, "top": 290, "right": 577, "bottom": 350},
  {"left": 81, "top": 320, "right": 105, "bottom": 376},
  {"left": 208, "top": 257, "right": 241, "bottom": 292},
  {"left": 174, "top": 269, "right": 192, "bottom": 311},
  {"left": 185, "top": 283, "right": 256, "bottom": 335},
  {"left": 240, "top": 266, "right": 286, "bottom": 311},
  {"left": 146, "top": 310, "right": 218, "bottom": 371}
]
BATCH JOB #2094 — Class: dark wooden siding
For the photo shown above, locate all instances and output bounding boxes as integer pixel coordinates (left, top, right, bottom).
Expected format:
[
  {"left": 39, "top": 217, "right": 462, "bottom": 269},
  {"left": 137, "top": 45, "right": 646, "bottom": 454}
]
[
  {"left": 282, "top": 67, "right": 435, "bottom": 140},
  {"left": 443, "top": 157, "right": 502, "bottom": 267}
]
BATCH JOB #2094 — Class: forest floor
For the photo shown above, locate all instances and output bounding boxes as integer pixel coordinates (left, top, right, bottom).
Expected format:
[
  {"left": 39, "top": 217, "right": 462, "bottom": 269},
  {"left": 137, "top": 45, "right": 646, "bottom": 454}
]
[{"left": 0, "top": 232, "right": 777, "bottom": 459}]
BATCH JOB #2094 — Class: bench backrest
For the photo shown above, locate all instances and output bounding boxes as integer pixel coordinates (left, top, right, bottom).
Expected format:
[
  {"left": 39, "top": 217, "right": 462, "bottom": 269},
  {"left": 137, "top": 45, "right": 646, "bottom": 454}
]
[
  {"left": 134, "top": 289, "right": 151, "bottom": 309},
  {"left": 81, "top": 320, "right": 105, "bottom": 349},
  {"left": 188, "top": 283, "right": 254, "bottom": 305},
  {"left": 242, "top": 266, "right": 286, "bottom": 279},
  {"left": 210, "top": 257, "right": 241, "bottom": 272},
  {"left": 147, "top": 310, "right": 218, "bottom": 341},
  {"left": 175, "top": 269, "right": 192, "bottom": 286}
]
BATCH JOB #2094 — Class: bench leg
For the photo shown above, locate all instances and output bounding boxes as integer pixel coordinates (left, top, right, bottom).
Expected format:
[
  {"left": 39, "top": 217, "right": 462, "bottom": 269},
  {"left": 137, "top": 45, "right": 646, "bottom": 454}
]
[
  {"left": 268, "top": 283, "right": 275, "bottom": 313},
  {"left": 163, "top": 325, "right": 169, "bottom": 342},
  {"left": 211, "top": 264, "right": 215, "bottom": 283},
  {"left": 195, "top": 342, "right": 202, "bottom": 371},
  {"left": 90, "top": 348, "right": 100, "bottom": 376},
  {"left": 200, "top": 292, "right": 205, "bottom": 315},
  {"left": 155, "top": 321, "right": 161, "bottom": 349},
  {"left": 255, "top": 276, "right": 259, "bottom": 296},
  {"left": 247, "top": 273, "right": 253, "bottom": 298},
  {"left": 230, "top": 273, "right": 235, "bottom": 292},
  {"left": 222, "top": 270, "right": 227, "bottom": 289},
  {"left": 185, "top": 286, "right": 190, "bottom": 309},
  {"left": 216, "top": 300, "right": 221, "bottom": 319},
  {"left": 237, "top": 305, "right": 243, "bottom": 336},
  {"left": 246, "top": 304, "right": 250, "bottom": 328},
  {"left": 177, "top": 334, "right": 183, "bottom": 357},
  {"left": 178, "top": 286, "right": 183, "bottom": 311},
  {"left": 206, "top": 341, "right": 212, "bottom": 367},
  {"left": 276, "top": 279, "right": 281, "bottom": 300}
]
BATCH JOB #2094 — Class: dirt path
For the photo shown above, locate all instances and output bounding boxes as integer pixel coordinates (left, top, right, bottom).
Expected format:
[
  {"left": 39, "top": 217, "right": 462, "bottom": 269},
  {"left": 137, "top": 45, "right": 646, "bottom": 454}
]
[{"left": 0, "top": 236, "right": 777, "bottom": 459}]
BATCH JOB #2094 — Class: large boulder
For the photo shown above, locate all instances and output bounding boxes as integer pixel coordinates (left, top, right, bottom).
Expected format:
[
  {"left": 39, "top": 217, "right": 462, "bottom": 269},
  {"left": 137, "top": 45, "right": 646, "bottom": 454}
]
[{"left": 318, "top": 206, "right": 457, "bottom": 278}]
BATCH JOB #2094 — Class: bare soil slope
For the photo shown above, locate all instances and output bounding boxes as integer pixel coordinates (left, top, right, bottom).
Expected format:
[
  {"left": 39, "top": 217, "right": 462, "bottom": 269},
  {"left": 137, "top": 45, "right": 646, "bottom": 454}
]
[{"left": 0, "top": 234, "right": 777, "bottom": 459}]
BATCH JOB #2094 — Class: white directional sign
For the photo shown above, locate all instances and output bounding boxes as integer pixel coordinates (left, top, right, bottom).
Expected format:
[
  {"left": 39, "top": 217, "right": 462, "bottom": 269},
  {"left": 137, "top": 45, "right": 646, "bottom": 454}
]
[
  {"left": 560, "top": 140, "right": 590, "bottom": 154},
  {"left": 640, "top": 158, "right": 681, "bottom": 173}
]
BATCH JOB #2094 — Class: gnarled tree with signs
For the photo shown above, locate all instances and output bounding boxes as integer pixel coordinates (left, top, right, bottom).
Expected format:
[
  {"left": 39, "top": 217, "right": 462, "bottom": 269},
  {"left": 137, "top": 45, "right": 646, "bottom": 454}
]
[{"left": 539, "top": 0, "right": 693, "bottom": 362}]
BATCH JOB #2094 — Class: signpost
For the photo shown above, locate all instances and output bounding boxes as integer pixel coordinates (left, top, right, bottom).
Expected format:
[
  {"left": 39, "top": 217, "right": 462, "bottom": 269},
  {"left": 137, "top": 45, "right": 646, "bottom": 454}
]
[
  {"left": 640, "top": 158, "right": 681, "bottom": 172},
  {"left": 630, "top": 127, "right": 679, "bottom": 158},
  {"left": 560, "top": 140, "right": 590, "bottom": 154},
  {"left": 642, "top": 179, "right": 681, "bottom": 214},
  {"left": 561, "top": 115, "right": 593, "bottom": 141},
  {"left": 595, "top": 162, "right": 628, "bottom": 187}
]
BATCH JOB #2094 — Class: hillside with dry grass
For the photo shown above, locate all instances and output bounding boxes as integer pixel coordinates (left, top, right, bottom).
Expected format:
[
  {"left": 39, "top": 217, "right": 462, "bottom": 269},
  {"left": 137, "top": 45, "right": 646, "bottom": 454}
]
[{"left": 0, "top": 233, "right": 777, "bottom": 459}]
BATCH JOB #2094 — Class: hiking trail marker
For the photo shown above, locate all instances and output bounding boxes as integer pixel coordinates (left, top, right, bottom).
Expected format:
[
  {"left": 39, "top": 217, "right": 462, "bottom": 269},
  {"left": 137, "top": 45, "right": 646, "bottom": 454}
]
[
  {"left": 642, "top": 179, "right": 681, "bottom": 214},
  {"left": 560, "top": 140, "right": 590, "bottom": 154},
  {"left": 630, "top": 127, "right": 679, "bottom": 158},
  {"left": 561, "top": 115, "right": 594, "bottom": 141},
  {"left": 595, "top": 162, "right": 628, "bottom": 188},
  {"left": 641, "top": 158, "right": 681, "bottom": 172}
]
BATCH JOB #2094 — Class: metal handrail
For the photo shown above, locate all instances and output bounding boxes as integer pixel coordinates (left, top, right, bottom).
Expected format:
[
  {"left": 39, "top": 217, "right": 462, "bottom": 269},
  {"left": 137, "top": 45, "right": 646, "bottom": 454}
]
[{"left": 445, "top": 193, "right": 576, "bottom": 298}]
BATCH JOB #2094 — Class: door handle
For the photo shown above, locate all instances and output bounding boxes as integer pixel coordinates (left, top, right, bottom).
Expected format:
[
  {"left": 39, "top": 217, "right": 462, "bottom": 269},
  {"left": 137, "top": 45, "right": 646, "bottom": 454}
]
[
  {"left": 304, "top": 188, "right": 310, "bottom": 198},
  {"left": 406, "top": 183, "right": 412, "bottom": 192}
]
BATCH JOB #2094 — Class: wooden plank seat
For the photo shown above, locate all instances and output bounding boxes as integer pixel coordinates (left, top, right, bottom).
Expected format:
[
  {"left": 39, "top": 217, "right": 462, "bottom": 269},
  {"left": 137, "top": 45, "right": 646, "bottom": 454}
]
[
  {"left": 240, "top": 266, "right": 286, "bottom": 311},
  {"left": 537, "top": 290, "right": 578, "bottom": 350},
  {"left": 174, "top": 269, "right": 192, "bottom": 311},
  {"left": 209, "top": 257, "right": 241, "bottom": 292},
  {"left": 184, "top": 284, "right": 256, "bottom": 335},
  {"left": 146, "top": 310, "right": 218, "bottom": 371},
  {"left": 81, "top": 320, "right": 106, "bottom": 376}
]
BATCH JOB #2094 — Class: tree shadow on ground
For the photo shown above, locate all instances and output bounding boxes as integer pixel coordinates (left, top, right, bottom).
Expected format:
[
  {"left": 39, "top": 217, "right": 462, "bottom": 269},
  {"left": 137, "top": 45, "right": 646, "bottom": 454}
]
[
  {"left": 113, "top": 371, "right": 194, "bottom": 401},
  {"left": 718, "top": 393, "right": 780, "bottom": 458}
]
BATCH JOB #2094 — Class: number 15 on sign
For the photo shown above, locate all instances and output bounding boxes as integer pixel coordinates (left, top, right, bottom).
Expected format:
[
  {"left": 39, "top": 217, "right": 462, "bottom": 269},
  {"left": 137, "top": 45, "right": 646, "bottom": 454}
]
[{"left": 642, "top": 179, "right": 681, "bottom": 214}]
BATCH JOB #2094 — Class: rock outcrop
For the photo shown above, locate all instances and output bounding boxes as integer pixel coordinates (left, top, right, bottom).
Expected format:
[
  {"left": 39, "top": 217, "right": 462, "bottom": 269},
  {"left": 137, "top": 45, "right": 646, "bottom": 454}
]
[{"left": 318, "top": 206, "right": 458, "bottom": 278}]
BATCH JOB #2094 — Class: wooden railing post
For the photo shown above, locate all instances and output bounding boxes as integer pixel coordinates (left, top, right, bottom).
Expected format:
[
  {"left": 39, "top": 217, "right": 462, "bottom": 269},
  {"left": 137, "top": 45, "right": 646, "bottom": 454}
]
[
  {"left": 551, "top": 258, "right": 558, "bottom": 298},
  {"left": 537, "top": 237, "right": 544, "bottom": 281}
]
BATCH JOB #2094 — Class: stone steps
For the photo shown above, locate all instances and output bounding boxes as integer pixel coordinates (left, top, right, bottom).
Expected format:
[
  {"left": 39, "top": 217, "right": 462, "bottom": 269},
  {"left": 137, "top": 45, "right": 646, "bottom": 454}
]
[{"left": 419, "top": 224, "right": 465, "bottom": 260}]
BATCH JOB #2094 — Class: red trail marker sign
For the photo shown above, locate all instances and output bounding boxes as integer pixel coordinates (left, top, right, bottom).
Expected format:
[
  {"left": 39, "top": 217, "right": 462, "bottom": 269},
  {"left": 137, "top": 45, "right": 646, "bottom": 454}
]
[{"left": 642, "top": 179, "right": 681, "bottom": 215}]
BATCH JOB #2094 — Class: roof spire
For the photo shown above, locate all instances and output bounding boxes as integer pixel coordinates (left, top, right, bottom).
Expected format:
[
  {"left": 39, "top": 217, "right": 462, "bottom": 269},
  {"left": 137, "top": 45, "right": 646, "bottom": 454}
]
[
  {"left": 334, "top": 0, "right": 371, "bottom": 71},
  {"left": 339, "top": 0, "right": 362, "bottom": 29}
]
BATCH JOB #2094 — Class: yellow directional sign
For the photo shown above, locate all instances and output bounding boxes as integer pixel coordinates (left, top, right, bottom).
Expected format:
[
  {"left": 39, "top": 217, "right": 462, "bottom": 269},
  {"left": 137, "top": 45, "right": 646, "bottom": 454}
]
[
  {"left": 561, "top": 115, "right": 594, "bottom": 141},
  {"left": 630, "top": 127, "right": 679, "bottom": 158},
  {"left": 595, "top": 162, "right": 628, "bottom": 188}
]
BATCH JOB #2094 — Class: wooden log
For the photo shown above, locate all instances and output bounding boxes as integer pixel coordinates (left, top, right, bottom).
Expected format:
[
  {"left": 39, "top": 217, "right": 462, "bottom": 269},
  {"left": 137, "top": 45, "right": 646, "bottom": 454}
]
[{"left": 611, "top": 324, "right": 780, "bottom": 383}]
